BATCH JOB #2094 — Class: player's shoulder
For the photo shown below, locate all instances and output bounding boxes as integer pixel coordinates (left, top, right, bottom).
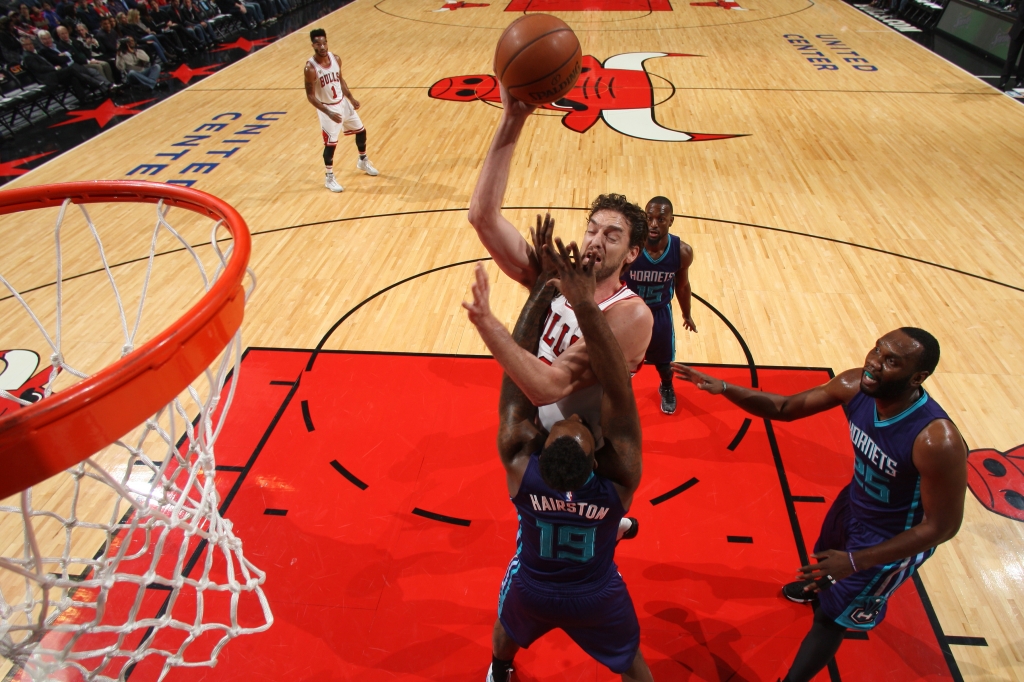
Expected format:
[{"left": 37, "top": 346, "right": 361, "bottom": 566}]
[
  {"left": 604, "top": 294, "right": 653, "bottom": 326},
  {"left": 914, "top": 417, "right": 967, "bottom": 458},
  {"left": 677, "top": 236, "right": 694, "bottom": 262},
  {"left": 827, "top": 368, "right": 863, "bottom": 403}
]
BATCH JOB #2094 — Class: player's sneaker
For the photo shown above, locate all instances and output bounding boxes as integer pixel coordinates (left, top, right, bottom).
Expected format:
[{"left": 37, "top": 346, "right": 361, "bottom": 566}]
[
  {"left": 621, "top": 517, "right": 639, "bottom": 540},
  {"left": 782, "top": 580, "right": 817, "bottom": 604},
  {"left": 659, "top": 384, "right": 676, "bottom": 415},
  {"left": 485, "top": 663, "right": 512, "bottom": 682},
  {"left": 324, "top": 174, "right": 344, "bottom": 193},
  {"left": 357, "top": 157, "right": 379, "bottom": 176}
]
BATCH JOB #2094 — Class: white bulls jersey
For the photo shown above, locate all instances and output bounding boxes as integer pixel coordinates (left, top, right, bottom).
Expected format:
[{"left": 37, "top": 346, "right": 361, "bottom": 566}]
[
  {"left": 308, "top": 52, "right": 343, "bottom": 105},
  {"left": 537, "top": 284, "right": 640, "bottom": 447}
]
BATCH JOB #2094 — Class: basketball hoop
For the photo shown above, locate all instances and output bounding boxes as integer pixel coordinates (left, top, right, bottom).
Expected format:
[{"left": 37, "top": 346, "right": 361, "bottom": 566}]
[{"left": 0, "top": 181, "right": 271, "bottom": 681}]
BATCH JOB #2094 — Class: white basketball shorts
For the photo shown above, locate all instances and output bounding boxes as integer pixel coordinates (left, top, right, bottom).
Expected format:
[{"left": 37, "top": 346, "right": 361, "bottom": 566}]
[{"left": 317, "top": 98, "right": 364, "bottom": 146}]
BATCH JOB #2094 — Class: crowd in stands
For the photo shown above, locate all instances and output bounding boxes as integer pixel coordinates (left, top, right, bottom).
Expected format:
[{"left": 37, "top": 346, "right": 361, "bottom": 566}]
[{"left": 0, "top": 0, "right": 294, "bottom": 101}]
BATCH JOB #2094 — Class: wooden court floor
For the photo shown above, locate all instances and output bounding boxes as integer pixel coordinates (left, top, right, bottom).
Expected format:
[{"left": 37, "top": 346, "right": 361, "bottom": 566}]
[{"left": 1, "top": 0, "right": 1024, "bottom": 679}]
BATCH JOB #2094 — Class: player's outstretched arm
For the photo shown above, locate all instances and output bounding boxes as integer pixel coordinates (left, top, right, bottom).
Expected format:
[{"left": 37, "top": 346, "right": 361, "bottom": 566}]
[
  {"left": 672, "top": 364, "right": 860, "bottom": 421},
  {"left": 497, "top": 276, "right": 556, "bottom": 463},
  {"left": 547, "top": 239, "right": 643, "bottom": 501},
  {"left": 798, "top": 419, "right": 967, "bottom": 588},
  {"left": 464, "top": 265, "right": 553, "bottom": 493},
  {"left": 467, "top": 83, "right": 539, "bottom": 288},
  {"left": 463, "top": 237, "right": 589, "bottom": 408}
]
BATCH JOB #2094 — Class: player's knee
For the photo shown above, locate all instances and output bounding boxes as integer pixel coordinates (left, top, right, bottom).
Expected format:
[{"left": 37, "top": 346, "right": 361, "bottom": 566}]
[
  {"left": 323, "top": 145, "right": 336, "bottom": 166},
  {"left": 621, "top": 648, "right": 651, "bottom": 681},
  {"left": 491, "top": 619, "right": 518, "bottom": 658}
]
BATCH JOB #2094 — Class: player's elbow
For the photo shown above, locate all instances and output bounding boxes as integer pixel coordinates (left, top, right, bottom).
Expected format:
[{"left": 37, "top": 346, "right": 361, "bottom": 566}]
[
  {"left": 924, "top": 514, "right": 963, "bottom": 546},
  {"left": 938, "top": 517, "right": 963, "bottom": 544},
  {"left": 528, "top": 383, "right": 571, "bottom": 407},
  {"left": 466, "top": 202, "right": 494, "bottom": 233}
]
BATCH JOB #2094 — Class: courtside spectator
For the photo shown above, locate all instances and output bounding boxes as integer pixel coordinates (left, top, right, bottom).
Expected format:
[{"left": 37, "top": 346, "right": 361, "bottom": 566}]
[
  {"left": 55, "top": 24, "right": 114, "bottom": 83},
  {"left": 21, "top": 33, "right": 97, "bottom": 102},
  {"left": 115, "top": 35, "right": 159, "bottom": 89}
]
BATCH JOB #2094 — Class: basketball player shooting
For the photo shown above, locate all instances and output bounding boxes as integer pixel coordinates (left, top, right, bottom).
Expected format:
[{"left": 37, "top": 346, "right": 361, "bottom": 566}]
[
  {"left": 304, "top": 28, "right": 378, "bottom": 193},
  {"left": 673, "top": 329, "right": 967, "bottom": 682},
  {"left": 463, "top": 239, "right": 654, "bottom": 682},
  {"left": 623, "top": 196, "right": 696, "bottom": 415},
  {"left": 467, "top": 83, "right": 653, "bottom": 447}
]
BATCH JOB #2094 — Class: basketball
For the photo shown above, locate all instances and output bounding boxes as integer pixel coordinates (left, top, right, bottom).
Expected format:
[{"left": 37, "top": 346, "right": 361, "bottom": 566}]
[{"left": 494, "top": 14, "right": 582, "bottom": 105}]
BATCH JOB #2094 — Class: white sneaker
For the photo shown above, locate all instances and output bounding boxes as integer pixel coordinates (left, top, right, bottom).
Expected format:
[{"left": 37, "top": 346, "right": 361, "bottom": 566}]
[
  {"left": 356, "top": 157, "right": 379, "bottom": 176},
  {"left": 485, "top": 663, "right": 511, "bottom": 682},
  {"left": 324, "top": 174, "right": 344, "bottom": 193}
]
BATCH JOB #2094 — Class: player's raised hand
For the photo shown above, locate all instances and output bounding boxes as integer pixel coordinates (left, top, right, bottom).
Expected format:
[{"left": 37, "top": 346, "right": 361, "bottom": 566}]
[
  {"left": 498, "top": 81, "right": 537, "bottom": 119},
  {"left": 461, "top": 262, "right": 495, "bottom": 326},
  {"left": 529, "top": 213, "right": 558, "bottom": 284},
  {"left": 546, "top": 237, "right": 595, "bottom": 307},
  {"left": 671, "top": 363, "right": 725, "bottom": 394}
]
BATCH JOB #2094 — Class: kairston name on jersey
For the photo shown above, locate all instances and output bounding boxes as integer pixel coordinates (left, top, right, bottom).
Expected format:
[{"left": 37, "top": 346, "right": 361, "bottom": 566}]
[{"left": 527, "top": 493, "right": 612, "bottom": 520}]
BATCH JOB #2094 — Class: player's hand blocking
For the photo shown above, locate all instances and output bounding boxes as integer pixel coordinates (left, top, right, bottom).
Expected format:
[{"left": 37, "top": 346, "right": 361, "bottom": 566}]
[
  {"left": 529, "top": 213, "right": 558, "bottom": 285},
  {"left": 462, "top": 263, "right": 495, "bottom": 327},
  {"left": 671, "top": 363, "right": 726, "bottom": 394},
  {"left": 546, "top": 238, "right": 595, "bottom": 308}
]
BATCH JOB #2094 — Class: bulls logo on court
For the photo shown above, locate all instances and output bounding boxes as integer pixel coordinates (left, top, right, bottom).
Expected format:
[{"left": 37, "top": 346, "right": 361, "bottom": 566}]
[
  {"left": 967, "top": 444, "right": 1024, "bottom": 521},
  {"left": 0, "top": 349, "right": 59, "bottom": 415},
  {"left": 429, "top": 52, "right": 743, "bottom": 142}
]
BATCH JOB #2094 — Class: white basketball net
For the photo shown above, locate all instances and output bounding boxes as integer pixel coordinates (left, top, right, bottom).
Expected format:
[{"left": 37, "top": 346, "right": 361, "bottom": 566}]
[{"left": 0, "top": 197, "right": 270, "bottom": 681}]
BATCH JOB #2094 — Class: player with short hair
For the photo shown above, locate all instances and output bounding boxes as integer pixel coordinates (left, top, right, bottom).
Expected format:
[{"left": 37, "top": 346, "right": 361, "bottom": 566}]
[
  {"left": 463, "top": 237, "right": 653, "bottom": 682},
  {"left": 304, "top": 27, "right": 378, "bottom": 193},
  {"left": 624, "top": 195, "right": 696, "bottom": 415},
  {"left": 467, "top": 84, "right": 653, "bottom": 446},
  {"left": 673, "top": 328, "right": 967, "bottom": 682}
]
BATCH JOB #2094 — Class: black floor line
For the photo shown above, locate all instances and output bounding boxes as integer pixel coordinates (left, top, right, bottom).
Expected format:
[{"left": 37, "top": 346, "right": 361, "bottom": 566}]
[
  {"left": 411, "top": 507, "right": 472, "bottom": 526},
  {"left": 650, "top": 477, "right": 700, "bottom": 505},
  {"left": 5, "top": 206, "right": 1021, "bottom": 306}
]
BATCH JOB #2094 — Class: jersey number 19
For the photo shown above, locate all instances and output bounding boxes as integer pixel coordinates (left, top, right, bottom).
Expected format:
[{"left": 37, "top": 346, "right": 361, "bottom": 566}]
[{"left": 536, "top": 520, "right": 595, "bottom": 563}]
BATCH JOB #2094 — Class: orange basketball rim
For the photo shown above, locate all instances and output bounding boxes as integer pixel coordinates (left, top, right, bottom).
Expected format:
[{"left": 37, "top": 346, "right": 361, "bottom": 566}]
[{"left": 0, "top": 180, "right": 251, "bottom": 500}]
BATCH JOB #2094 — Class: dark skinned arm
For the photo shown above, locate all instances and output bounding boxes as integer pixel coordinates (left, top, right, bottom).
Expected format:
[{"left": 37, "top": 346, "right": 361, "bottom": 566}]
[
  {"left": 799, "top": 419, "right": 968, "bottom": 588},
  {"left": 548, "top": 240, "right": 643, "bottom": 502},
  {"left": 675, "top": 241, "right": 696, "bottom": 333},
  {"left": 672, "top": 365, "right": 862, "bottom": 421},
  {"left": 496, "top": 276, "right": 556, "bottom": 467}
]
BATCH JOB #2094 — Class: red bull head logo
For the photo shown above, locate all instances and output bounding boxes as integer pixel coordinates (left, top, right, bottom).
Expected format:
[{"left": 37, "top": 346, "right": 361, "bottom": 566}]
[
  {"left": 429, "top": 52, "right": 743, "bottom": 142},
  {"left": 0, "top": 349, "right": 59, "bottom": 416},
  {"left": 967, "top": 445, "right": 1024, "bottom": 521}
]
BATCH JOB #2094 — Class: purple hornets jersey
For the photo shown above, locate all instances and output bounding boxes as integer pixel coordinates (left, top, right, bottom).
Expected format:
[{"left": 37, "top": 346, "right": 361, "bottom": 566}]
[
  {"left": 625, "top": 234, "right": 681, "bottom": 310},
  {"left": 510, "top": 454, "right": 626, "bottom": 587},
  {"left": 843, "top": 390, "right": 952, "bottom": 537}
]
